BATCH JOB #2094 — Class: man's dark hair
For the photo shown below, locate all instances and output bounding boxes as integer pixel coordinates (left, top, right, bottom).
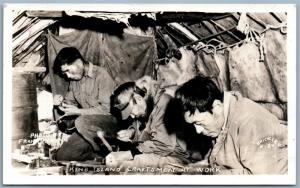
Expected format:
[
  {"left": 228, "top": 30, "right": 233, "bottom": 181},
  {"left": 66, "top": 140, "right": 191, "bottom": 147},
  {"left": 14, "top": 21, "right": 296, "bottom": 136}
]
[
  {"left": 110, "top": 81, "right": 152, "bottom": 121},
  {"left": 53, "top": 47, "right": 86, "bottom": 75},
  {"left": 110, "top": 82, "right": 134, "bottom": 121},
  {"left": 175, "top": 76, "right": 223, "bottom": 114}
]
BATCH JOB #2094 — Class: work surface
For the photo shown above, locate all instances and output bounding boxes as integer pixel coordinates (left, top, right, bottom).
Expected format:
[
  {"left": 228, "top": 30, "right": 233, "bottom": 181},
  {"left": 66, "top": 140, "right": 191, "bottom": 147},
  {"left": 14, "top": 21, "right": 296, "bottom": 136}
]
[{"left": 12, "top": 151, "right": 211, "bottom": 175}]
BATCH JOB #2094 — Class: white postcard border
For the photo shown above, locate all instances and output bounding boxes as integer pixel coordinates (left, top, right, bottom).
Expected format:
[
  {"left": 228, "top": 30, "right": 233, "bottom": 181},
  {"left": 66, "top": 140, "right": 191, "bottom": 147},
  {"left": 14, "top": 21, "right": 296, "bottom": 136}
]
[{"left": 2, "top": 3, "right": 296, "bottom": 185}]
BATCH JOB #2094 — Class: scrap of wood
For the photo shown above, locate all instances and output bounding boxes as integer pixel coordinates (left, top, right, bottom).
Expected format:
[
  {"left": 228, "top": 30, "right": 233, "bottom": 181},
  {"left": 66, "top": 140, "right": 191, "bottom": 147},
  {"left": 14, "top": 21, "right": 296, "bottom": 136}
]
[
  {"left": 157, "top": 12, "right": 229, "bottom": 23},
  {"left": 12, "top": 152, "right": 39, "bottom": 164},
  {"left": 13, "top": 67, "right": 46, "bottom": 73},
  {"left": 26, "top": 11, "right": 64, "bottom": 18}
]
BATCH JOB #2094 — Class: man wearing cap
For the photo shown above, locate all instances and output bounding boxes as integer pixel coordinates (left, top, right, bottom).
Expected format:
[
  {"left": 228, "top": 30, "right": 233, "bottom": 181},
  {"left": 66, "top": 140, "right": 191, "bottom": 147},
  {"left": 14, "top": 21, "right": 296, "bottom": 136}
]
[
  {"left": 107, "top": 76, "right": 190, "bottom": 169},
  {"left": 174, "top": 75, "right": 288, "bottom": 174},
  {"left": 52, "top": 47, "right": 120, "bottom": 161}
]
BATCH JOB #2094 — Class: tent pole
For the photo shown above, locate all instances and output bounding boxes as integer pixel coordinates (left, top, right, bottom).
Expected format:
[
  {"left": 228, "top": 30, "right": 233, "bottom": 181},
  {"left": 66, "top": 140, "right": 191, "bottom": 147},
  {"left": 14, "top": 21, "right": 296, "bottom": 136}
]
[
  {"left": 246, "top": 13, "right": 267, "bottom": 29},
  {"left": 168, "top": 23, "right": 198, "bottom": 41},
  {"left": 270, "top": 12, "right": 283, "bottom": 23},
  {"left": 13, "top": 18, "right": 39, "bottom": 40},
  {"left": 209, "top": 20, "right": 241, "bottom": 41},
  {"left": 13, "top": 11, "right": 26, "bottom": 25},
  {"left": 184, "top": 25, "right": 237, "bottom": 47},
  {"left": 156, "top": 29, "right": 169, "bottom": 49}
]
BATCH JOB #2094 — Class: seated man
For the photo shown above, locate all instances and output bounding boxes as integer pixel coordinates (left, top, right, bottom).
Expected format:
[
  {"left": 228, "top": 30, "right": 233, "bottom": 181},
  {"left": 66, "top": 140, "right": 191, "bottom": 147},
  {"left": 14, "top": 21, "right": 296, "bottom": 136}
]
[
  {"left": 52, "top": 47, "right": 120, "bottom": 161},
  {"left": 107, "top": 76, "right": 190, "bottom": 169},
  {"left": 174, "top": 76, "right": 288, "bottom": 174}
]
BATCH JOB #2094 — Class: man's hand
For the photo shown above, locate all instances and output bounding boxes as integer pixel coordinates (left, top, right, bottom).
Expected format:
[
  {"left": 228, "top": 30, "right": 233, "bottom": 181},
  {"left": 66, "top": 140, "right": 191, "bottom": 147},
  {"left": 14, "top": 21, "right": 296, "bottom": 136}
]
[
  {"left": 53, "top": 94, "right": 64, "bottom": 106},
  {"left": 188, "top": 159, "right": 209, "bottom": 168},
  {"left": 58, "top": 103, "right": 81, "bottom": 116},
  {"left": 117, "top": 129, "right": 135, "bottom": 142}
]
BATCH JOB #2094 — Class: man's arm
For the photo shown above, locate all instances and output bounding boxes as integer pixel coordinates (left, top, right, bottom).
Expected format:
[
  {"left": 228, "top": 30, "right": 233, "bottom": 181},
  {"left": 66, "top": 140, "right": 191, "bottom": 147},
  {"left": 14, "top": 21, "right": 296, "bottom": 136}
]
[
  {"left": 54, "top": 83, "right": 79, "bottom": 116},
  {"left": 137, "top": 96, "right": 178, "bottom": 155},
  {"left": 80, "top": 104, "right": 110, "bottom": 115},
  {"left": 238, "top": 116, "right": 288, "bottom": 174}
]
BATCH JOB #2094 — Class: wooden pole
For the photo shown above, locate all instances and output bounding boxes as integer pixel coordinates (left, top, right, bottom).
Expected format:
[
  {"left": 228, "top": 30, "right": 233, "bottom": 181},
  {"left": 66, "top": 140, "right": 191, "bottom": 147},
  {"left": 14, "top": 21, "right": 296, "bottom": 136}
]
[
  {"left": 168, "top": 23, "right": 198, "bottom": 41},
  {"left": 13, "top": 67, "right": 47, "bottom": 73},
  {"left": 210, "top": 20, "right": 241, "bottom": 41}
]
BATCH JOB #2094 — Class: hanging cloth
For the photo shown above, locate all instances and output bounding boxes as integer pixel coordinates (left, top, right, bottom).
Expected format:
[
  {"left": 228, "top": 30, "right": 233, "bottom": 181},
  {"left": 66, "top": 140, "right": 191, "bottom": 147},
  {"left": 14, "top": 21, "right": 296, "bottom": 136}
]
[
  {"left": 157, "top": 47, "right": 198, "bottom": 87},
  {"left": 101, "top": 33, "right": 156, "bottom": 85},
  {"left": 47, "top": 29, "right": 156, "bottom": 97},
  {"left": 214, "top": 49, "right": 230, "bottom": 92},
  {"left": 195, "top": 48, "right": 222, "bottom": 91},
  {"left": 258, "top": 102, "right": 285, "bottom": 120},
  {"left": 262, "top": 26, "right": 287, "bottom": 103},
  {"left": 228, "top": 33, "right": 277, "bottom": 102}
]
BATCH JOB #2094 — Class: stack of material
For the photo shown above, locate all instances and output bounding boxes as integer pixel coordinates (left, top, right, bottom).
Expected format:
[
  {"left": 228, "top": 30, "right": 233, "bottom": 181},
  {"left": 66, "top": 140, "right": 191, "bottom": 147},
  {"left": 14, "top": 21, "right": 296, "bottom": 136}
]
[
  {"left": 11, "top": 120, "right": 70, "bottom": 175},
  {"left": 12, "top": 149, "right": 65, "bottom": 175}
]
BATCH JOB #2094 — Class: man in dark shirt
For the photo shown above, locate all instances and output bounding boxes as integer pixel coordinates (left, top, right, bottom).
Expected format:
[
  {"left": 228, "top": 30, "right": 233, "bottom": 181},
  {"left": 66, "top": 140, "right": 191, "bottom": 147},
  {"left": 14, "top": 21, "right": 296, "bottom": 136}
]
[
  {"left": 52, "top": 47, "right": 119, "bottom": 161},
  {"left": 107, "top": 76, "right": 189, "bottom": 169}
]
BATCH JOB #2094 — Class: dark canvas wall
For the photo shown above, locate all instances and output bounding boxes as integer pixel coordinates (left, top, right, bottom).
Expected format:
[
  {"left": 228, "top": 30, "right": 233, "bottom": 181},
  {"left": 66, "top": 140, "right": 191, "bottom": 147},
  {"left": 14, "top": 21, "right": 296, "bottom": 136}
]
[{"left": 47, "top": 29, "right": 156, "bottom": 97}]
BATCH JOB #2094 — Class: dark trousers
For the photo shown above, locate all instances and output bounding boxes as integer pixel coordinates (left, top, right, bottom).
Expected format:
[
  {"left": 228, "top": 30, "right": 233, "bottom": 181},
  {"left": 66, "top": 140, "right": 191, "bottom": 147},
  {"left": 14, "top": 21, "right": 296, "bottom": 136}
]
[{"left": 55, "top": 115, "right": 119, "bottom": 161}]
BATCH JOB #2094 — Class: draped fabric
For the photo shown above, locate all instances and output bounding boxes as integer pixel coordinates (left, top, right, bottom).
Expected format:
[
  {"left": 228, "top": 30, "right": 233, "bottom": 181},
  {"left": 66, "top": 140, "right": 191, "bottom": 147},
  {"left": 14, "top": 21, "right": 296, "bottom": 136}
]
[
  {"left": 195, "top": 50, "right": 222, "bottom": 91},
  {"left": 157, "top": 47, "right": 222, "bottom": 92},
  {"left": 228, "top": 41, "right": 277, "bottom": 102},
  {"left": 263, "top": 29, "right": 287, "bottom": 103},
  {"left": 214, "top": 50, "right": 230, "bottom": 92},
  {"left": 101, "top": 33, "right": 156, "bottom": 84},
  {"left": 259, "top": 103, "right": 285, "bottom": 121},
  {"left": 157, "top": 47, "right": 198, "bottom": 88},
  {"left": 155, "top": 41, "right": 286, "bottom": 120},
  {"left": 47, "top": 29, "right": 156, "bottom": 97}
]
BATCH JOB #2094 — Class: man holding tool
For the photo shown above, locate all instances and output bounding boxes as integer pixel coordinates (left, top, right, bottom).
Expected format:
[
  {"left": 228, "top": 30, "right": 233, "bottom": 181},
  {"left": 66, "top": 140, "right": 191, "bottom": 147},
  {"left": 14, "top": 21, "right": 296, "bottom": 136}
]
[{"left": 52, "top": 47, "right": 120, "bottom": 161}]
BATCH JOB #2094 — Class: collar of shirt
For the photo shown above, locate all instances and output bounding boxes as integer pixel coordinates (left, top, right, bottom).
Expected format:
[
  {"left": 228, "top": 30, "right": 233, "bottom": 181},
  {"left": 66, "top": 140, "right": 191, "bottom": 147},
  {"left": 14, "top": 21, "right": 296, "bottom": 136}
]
[
  {"left": 210, "top": 92, "right": 244, "bottom": 167},
  {"left": 221, "top": 91, "right": 231, "bottom": 131},
  {"left": 209, "top": 92, "right": 231, "bottom": 167},
  {"left": 84, "top": 62, "right": 94, "bottom": 78}
]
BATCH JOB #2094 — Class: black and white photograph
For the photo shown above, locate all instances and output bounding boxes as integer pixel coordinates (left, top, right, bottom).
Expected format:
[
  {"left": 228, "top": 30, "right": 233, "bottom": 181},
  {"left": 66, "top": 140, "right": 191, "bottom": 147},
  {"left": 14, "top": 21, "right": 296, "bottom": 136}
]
[{"left": 2, "top": 4, "right": 296, "bottom": 185}]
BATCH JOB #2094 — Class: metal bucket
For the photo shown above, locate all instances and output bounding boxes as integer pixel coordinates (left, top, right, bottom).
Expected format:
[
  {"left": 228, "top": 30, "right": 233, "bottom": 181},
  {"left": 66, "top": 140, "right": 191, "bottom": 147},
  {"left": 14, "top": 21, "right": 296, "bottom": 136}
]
[{"left": 12, "top": 71, "right": 39, "bottom": 150}]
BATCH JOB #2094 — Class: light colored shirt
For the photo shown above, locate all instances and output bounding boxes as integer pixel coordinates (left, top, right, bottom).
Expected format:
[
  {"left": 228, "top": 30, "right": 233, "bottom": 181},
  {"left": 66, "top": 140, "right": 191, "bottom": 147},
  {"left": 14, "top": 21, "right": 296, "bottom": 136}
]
[
  {"left": 220, "top": 91, "right": 231, "bottom": 132},
  {"left": 209, "top": 91, "right": 287, "bottom": 174},
  {"left": 64, "top": 62, "right": 116, "bottom": 115}
]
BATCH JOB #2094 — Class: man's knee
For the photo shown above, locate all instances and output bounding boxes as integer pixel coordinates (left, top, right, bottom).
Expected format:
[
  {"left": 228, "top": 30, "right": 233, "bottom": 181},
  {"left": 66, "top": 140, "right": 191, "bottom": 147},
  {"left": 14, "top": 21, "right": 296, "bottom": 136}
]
[
  {"left": 75, "top": 115, "right": 119, "bottom": 137},
  {"left": 54, "top": 132, "right": 96, "bottom": 161},
  {"left": 74, "top": 115, "right": 89, "bottom": 132}
]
